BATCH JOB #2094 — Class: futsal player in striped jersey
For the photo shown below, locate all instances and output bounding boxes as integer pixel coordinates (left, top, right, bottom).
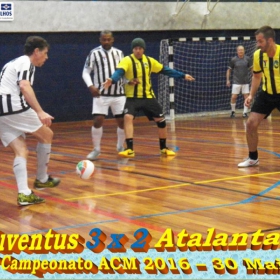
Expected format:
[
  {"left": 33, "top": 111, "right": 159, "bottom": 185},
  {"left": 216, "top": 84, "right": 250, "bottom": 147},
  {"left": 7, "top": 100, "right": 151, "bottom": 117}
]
[
  {"left": 82, "top": 30, "right": 126, "bottom": 160},
  {"left": 103, "top": 38, "right": 195, "bottom": 158},
  {"left": 0, "top": 36, "right": 60, "bottom": 206},
  {"left": 238, "top": 26, "right": 280, "bottom": 167}
]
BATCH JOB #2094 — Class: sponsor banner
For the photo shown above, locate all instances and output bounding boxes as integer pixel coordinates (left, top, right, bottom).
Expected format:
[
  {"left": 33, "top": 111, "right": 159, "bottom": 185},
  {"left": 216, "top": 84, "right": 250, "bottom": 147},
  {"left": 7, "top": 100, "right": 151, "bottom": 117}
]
[{"left": 0, "top": 2, "right": 13, "bottom": 21}]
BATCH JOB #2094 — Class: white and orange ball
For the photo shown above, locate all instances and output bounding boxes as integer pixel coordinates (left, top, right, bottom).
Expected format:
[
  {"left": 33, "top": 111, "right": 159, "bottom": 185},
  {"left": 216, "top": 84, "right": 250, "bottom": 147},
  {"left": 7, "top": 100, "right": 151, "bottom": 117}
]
[{"left": 76, "top": 160, "right": 95, "bottom": 180}]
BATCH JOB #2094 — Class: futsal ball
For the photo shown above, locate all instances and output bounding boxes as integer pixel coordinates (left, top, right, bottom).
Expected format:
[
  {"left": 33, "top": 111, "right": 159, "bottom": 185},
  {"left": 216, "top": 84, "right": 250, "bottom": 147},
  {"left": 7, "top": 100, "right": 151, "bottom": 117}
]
[{"left": 76, "top": 160, "right": 95, "bottom": 180}]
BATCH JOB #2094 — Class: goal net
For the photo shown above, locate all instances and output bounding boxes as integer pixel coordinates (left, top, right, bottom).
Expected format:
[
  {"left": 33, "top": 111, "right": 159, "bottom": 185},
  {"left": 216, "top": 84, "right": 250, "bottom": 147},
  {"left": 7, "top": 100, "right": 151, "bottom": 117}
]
[{"left": 158, "top": 37, "right": 257, "bottom": 119}]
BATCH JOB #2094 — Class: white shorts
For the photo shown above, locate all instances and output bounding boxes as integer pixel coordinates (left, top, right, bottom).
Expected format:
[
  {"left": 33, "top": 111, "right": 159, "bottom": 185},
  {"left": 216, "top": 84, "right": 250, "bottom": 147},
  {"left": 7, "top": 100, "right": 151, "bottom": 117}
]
[
  {"left": 0, "top": 109, "right": 42, "bottom": 147},
  {"left": 92, "top": 96, "right": 126, "bottom": 116},
  {"left": 232, "top": 84, "right": 250, "bottom": 94}
]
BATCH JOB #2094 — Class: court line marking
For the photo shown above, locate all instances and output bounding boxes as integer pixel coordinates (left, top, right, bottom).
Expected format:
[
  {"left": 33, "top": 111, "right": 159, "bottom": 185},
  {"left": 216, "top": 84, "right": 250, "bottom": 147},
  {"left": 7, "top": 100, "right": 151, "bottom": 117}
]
[
  {"left": 177, "top": 126, "right": 280, "bottom": 135},
  {"left": 2, "top": 174, "right": 280, "bottom": 235},
  {"left": 20, "top": 180, "right": 280, "bottom": 235},
  {"left": 241, "top": 180, "right": 280, "bottom": 203},
  {"left": 1, "top": 120, "right": 279, "bottom": 235},
  {"left": 0, "top": 180, "right": 171, "bottom": 234},
  {"left": 65, "top": 182, "right": 191, "bottom": 200},
  {"left": 4, "top": 123, "right": 280, "bottom": 233},
  {"left": 132, "top": 180, "right": 280, "bottom": 219},
  {"left": 65, "top": 171, "right": 280, "bottom": 200}
]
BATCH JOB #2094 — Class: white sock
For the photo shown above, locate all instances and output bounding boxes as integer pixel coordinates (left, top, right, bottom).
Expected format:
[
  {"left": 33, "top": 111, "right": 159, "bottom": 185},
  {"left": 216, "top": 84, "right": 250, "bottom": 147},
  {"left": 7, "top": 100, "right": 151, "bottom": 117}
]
[
  {"left": 13, "top": 157, "right": 31, "bottom": 195},
  {"left": 231, "top": 103, "right": 236, "bottom": 112},
  {"left": 36, "top": 143, "right": 51, "bottom": 182},
  {"left": 91, "top": 126, "right": 102, "bottom": 152},
  {"left": 243, "top": 105, "right": 249, "bottom": 113},
  {"left": 117, "top": 127, "right": 125, "bottom": 149}
]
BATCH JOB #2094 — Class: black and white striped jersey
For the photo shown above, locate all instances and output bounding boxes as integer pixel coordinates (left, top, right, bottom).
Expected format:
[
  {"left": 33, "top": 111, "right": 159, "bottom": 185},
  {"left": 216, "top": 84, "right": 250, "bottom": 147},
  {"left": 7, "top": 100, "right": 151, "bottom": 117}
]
[
  {"left": 83, "top": 46, "right": 125, "bottom": 96},
  {"left": 0, "top": 55, "right": 34, "bottom": 116}
]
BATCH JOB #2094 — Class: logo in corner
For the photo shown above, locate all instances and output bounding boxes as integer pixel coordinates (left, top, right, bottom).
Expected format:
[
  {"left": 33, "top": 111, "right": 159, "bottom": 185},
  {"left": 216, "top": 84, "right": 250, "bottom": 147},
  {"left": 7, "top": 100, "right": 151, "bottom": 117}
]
[{"left": 0, "top": 2, "right": 13, "bottom": 21}]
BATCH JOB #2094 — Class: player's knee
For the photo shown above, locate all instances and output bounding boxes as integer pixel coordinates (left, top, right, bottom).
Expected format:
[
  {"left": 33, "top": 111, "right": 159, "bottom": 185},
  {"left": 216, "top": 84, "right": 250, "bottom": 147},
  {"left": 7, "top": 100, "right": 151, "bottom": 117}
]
[
  {"left": 93, "top": 114, "right": 104, "bottom": 128},
  {"left": 34, "top": 127, "right": 53, "bottom": 143},
  {"left": 48, "top": 129, "right": 54, "bottom": 141},
  {"left": 124, "top": 114, "right": 134, "bottom": 121},
  {"left": 246, "top": 118, "right": 258, "bottom": 133},
  {"left": 156, "top": 119, "right": 166, "bottom": 128},
  {"left": 115, "top": 114, "right": 124, "bottom": 128},
  {"left": 42, "top": 129, "right": 54, "bottom": 144},
  {"left": 17, "top": 146, "right": 29, "bottom": 158}
]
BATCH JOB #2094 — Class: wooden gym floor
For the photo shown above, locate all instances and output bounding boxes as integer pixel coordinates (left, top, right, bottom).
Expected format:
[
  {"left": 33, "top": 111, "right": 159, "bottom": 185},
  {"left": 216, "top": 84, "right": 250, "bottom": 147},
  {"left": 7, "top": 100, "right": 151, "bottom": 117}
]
[{"left": 1, "top": 113, "right": 280, "bottom": 248}]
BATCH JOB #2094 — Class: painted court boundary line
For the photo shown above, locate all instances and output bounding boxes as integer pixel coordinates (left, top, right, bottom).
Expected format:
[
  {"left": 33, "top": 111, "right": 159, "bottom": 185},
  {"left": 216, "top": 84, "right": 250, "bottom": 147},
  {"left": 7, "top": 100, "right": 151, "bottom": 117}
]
[
  {"left": 1, "top": 171, "right": 279, "bottom": 235},
  {"left": 65, "top": 171, "right": 280, "bottom": 200}
]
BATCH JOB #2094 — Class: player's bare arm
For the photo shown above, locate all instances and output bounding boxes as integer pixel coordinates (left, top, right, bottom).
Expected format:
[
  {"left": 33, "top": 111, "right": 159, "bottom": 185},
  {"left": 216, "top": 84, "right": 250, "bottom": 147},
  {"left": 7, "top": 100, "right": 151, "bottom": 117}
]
[
  {"left": 226, "top": 69, "right": 231, "bottom": 87},
  {"left": 245, "top": 72, "right": 262, "bottom": 108},
  {"left": 19, "top": 80, "right": 54, "bottom": 126}
]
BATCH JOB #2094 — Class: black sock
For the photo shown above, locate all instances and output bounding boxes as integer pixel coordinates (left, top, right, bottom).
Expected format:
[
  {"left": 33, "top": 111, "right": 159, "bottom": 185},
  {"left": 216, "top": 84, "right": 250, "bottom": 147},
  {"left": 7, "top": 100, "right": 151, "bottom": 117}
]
[
  {"left": 159, "top": 138, "right": 166, "bottom": 150},
  {"left": 249, "top": 151, "right": 258, "bottom": 160},
  {"left": 126, "top": 138, "right": 133, "bottom": 150}
]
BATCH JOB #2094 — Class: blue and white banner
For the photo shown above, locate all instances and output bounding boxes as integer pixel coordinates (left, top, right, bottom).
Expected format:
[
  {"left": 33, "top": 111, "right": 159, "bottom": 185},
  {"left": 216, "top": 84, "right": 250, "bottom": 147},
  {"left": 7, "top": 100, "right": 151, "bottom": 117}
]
[{"left": 0, "top": 2, "right": 13, "bottom": 21}]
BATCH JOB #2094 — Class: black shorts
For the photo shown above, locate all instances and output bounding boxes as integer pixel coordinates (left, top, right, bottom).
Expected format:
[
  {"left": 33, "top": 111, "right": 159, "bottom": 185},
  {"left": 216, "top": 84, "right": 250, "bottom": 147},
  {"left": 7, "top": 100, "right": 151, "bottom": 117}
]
[
  {"left": 251, "top": 90, "right": 280, "bottom": 117},
  {"left": 123, "top": 98, "right": 164, "bottom": 121}
]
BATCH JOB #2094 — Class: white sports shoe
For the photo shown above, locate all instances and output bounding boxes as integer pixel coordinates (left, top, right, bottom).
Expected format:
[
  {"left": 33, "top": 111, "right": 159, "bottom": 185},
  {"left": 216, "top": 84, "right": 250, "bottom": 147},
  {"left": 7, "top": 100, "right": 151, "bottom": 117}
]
[
  {"left": 238, "top": 158, "right": 259, "bottom": 168},
  {"left": 86, "top": 150, "right": 100, "bottom": 160}
]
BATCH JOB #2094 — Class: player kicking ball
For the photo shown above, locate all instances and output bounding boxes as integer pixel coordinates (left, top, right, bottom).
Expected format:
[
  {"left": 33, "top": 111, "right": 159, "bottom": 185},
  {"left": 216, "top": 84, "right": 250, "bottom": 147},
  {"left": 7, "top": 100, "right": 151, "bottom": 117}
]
[{"left": 0, "top": 36, "right": 60, "bottom": 206}]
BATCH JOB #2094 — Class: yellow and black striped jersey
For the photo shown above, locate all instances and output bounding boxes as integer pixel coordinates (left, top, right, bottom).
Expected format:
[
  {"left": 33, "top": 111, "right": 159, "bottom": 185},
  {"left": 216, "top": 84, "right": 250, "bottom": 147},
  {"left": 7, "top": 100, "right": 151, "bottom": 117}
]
[
  {"left": 253, "top": 45, "right": 280, "bottom": 94},
  {"left": 117, "top": 54, "right": 163, "bottom": 98}
]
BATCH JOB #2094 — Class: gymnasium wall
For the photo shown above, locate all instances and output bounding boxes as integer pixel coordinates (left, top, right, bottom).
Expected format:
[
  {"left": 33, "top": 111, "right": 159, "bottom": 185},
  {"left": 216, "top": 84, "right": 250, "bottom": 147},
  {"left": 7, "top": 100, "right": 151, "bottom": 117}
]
[
  {"left": 2, "top": 1, "right": 279, "bottom": 32},
  {"left": 0, "top": 1, "right": 279, "bottom": 121}
]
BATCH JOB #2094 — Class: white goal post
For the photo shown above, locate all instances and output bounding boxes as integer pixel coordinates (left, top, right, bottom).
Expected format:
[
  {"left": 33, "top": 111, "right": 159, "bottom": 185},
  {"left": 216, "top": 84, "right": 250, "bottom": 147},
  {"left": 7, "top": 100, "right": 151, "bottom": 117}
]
[{"left": 158, "top": 36, "right": 257, "bottom": 119}]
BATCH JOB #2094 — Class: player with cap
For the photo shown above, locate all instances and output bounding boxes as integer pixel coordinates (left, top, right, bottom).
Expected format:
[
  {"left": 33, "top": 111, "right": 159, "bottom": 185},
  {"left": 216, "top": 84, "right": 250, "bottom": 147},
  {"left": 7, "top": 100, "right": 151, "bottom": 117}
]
[{"left": 103, "top": 38, "right": 195, "bottom": 158}]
